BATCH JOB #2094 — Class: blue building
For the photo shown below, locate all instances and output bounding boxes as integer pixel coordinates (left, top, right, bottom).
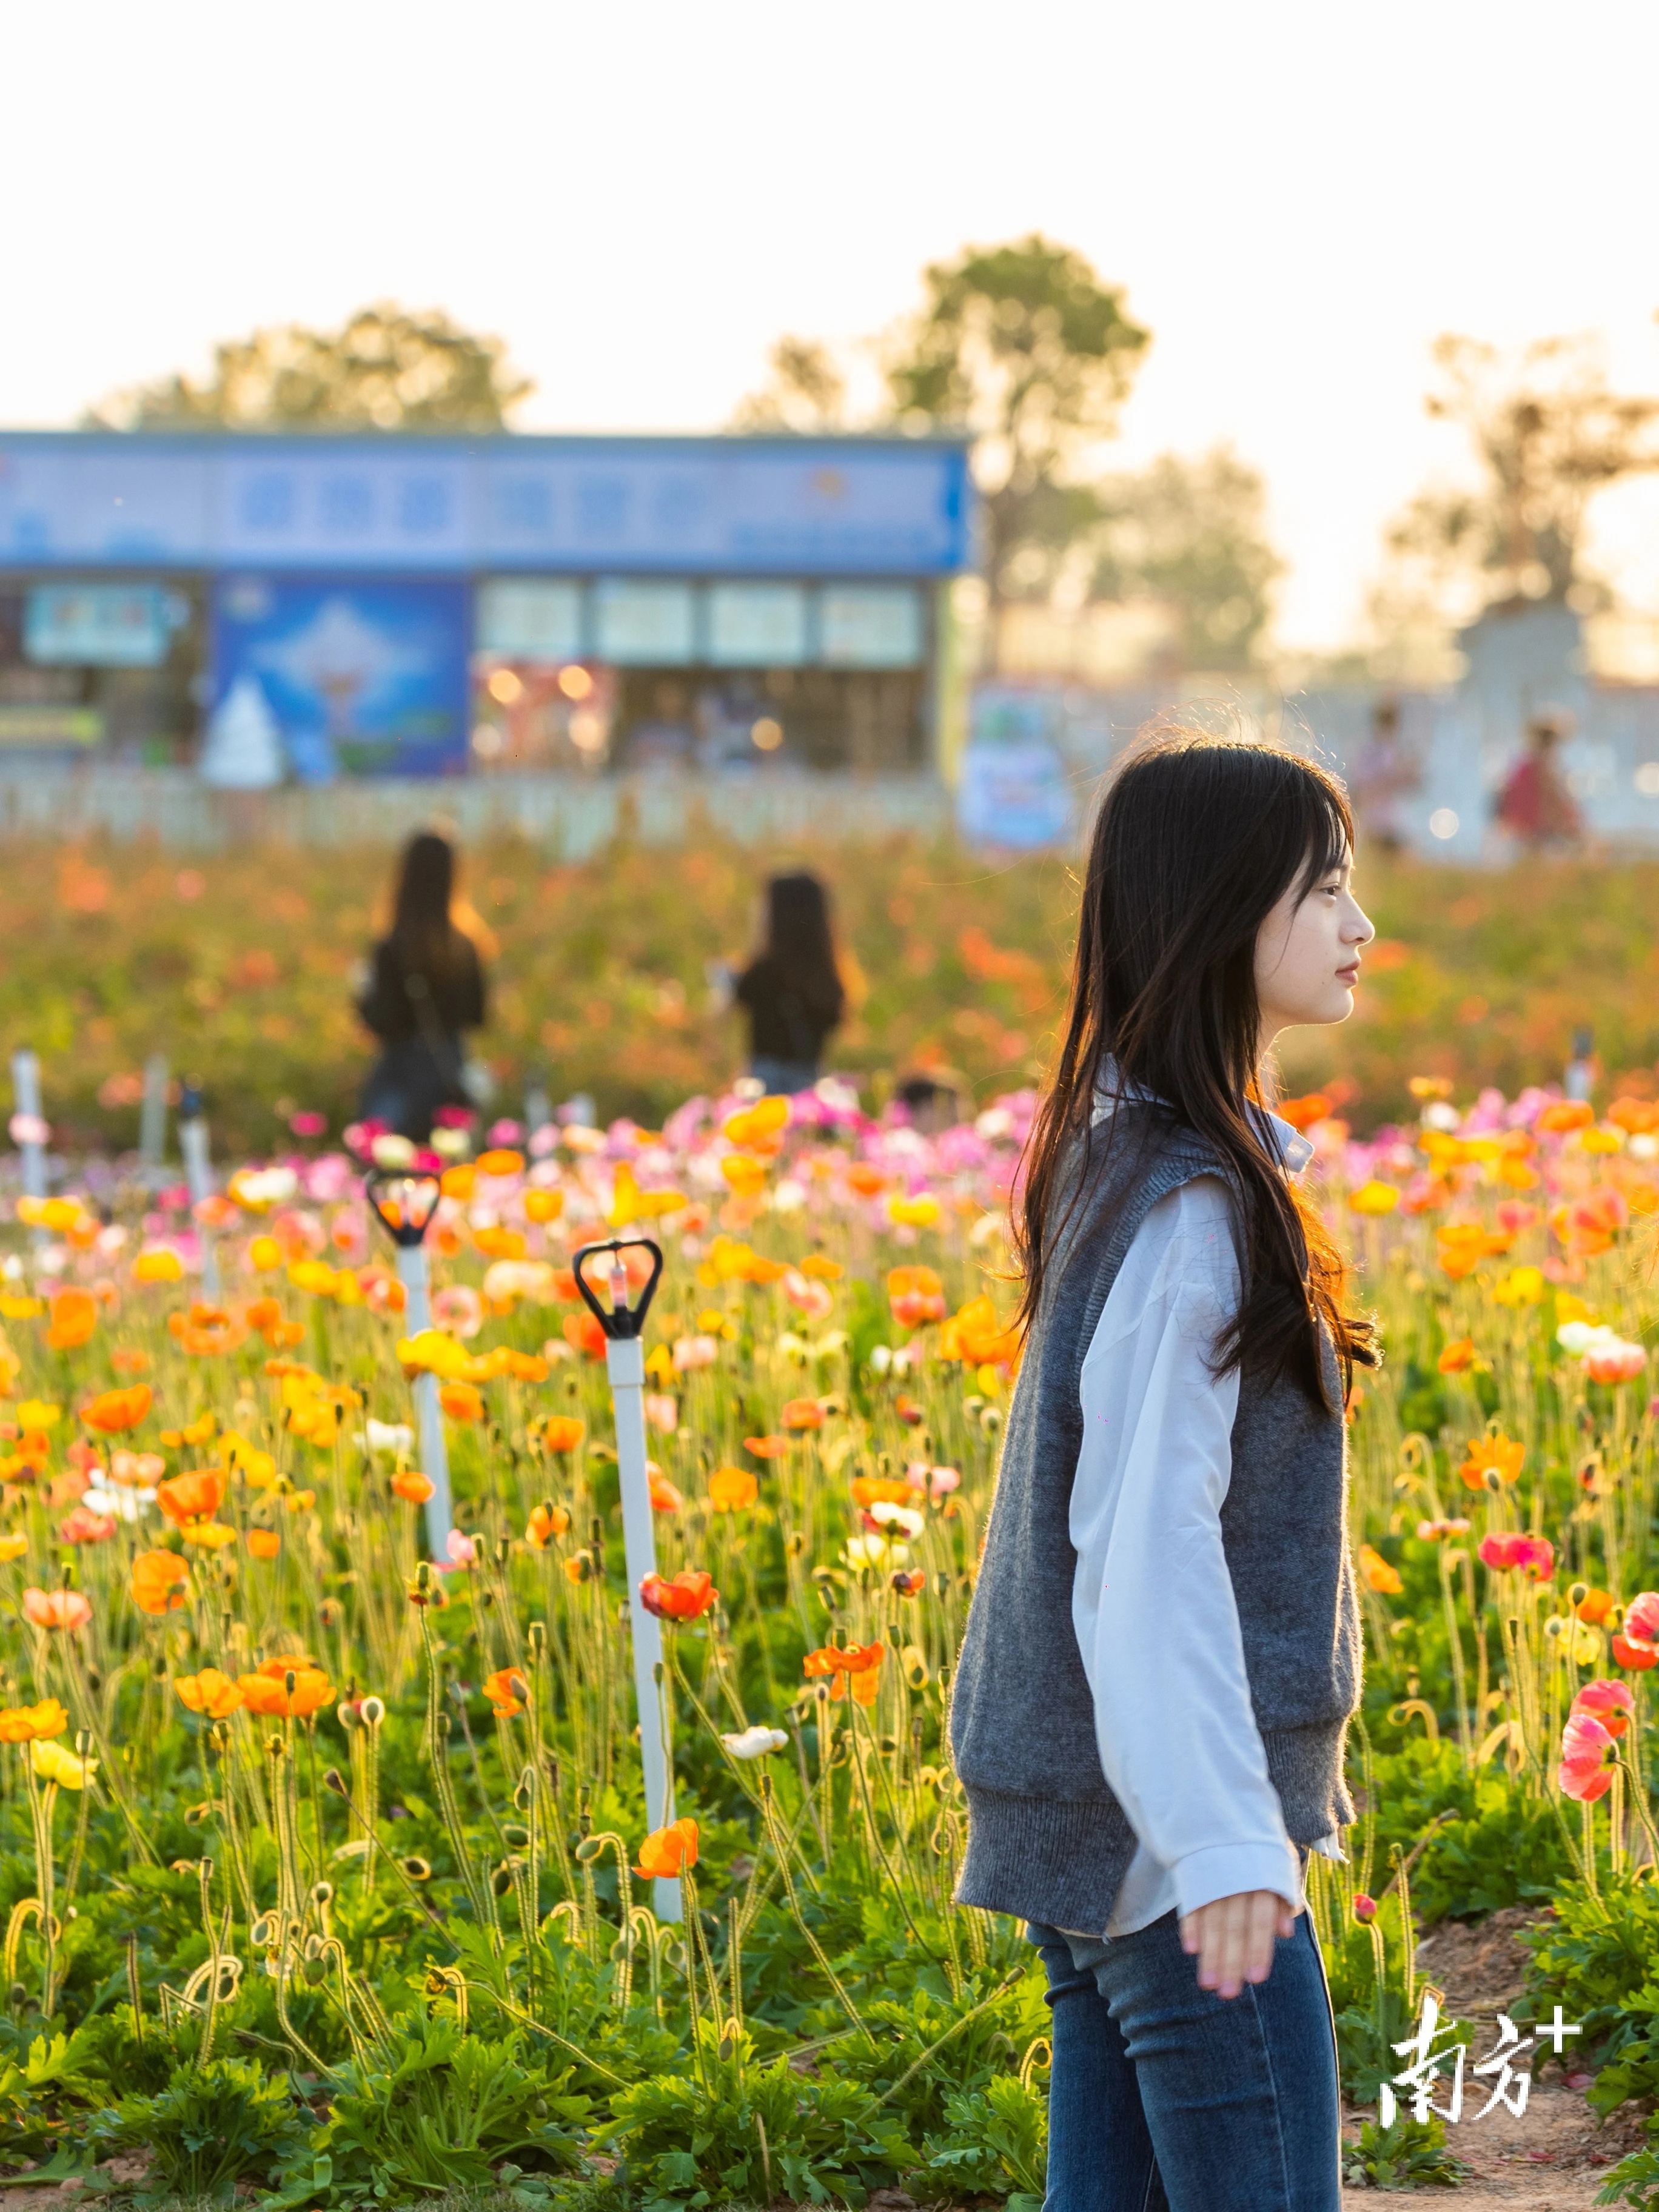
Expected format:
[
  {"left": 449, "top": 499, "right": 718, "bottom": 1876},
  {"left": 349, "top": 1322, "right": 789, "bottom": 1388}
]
[{"left": 0, "top": 432, "right": 975, "bottom": 780}]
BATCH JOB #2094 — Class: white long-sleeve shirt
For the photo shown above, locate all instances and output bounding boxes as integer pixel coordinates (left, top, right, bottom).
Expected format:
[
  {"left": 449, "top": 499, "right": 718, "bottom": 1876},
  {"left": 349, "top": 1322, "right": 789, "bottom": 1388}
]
[{"left": 1065, "top": 1093, "right": 1346, "bottom": 1940}]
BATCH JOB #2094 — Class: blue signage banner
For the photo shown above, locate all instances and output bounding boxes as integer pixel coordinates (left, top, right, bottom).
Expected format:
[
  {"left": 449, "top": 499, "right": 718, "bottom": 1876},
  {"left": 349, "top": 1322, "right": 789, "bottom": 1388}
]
[
  {"left": 0, "top": 434, "right": 973, "bottom": 578},
  {"left": 210, "top": 575, "right": 470, "bottom": 782}
]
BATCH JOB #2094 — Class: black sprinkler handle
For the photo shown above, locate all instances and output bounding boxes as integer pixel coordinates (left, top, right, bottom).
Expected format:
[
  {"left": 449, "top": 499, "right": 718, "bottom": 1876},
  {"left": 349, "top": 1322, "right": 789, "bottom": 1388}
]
[
  {"left": 364, "top": 1165, "right": 444, "bottom": 1250},
  {"left": 574, "top": 1236, "right": 665, "bottom": 1341}
]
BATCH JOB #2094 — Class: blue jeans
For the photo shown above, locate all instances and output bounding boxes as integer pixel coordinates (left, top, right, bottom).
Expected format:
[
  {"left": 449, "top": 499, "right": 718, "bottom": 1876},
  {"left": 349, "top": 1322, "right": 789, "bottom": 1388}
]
[
  {"left": 1028, "top": 1851, "right": 1342, "bottom": 2212},
  {"left": 749, "top": 1055, "right": 819, "bottom": 1096}
]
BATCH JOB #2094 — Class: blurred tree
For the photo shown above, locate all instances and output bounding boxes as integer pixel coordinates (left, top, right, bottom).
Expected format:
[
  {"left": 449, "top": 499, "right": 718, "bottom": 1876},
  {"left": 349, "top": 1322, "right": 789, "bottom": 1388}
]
[
  {"left": 1376, "top": 334, "right": 1659, "bottom": 629},
  {"left": 731, "top": 337, "right": 848, "bottom": 431},
  {"left": 1090, "top": 445, "right": 1284, "bottom": 670},
  {"left": 883, "top": 235, "right": 1150, "bottom": 657},
  {"left": 86, "top": 303, "right": 532, "bottom": 432}
]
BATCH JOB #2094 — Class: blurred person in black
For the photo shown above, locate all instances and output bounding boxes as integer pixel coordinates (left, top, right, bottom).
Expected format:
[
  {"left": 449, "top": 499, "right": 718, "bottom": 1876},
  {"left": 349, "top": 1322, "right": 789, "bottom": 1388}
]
[
  {"left": 357, "top": 830, "right": 488, "bottom": 1141},
  {"left": 726, "top": 871, "right": 848, "bottom": 1096}
]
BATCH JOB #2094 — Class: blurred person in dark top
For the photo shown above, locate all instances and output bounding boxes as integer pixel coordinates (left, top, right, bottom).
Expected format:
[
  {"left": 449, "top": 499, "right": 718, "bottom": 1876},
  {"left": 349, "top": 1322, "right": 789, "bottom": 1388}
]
[
  {"left": 357, "top": 830, "right": 488, "bottom": 1141},
  {"left": 725, "top": 871, "right": 848, "bottom": 1096}
]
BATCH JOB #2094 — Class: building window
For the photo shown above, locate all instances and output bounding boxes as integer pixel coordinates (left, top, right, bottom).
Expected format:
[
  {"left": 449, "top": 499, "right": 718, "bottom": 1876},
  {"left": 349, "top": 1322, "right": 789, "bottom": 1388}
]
[
  {"left": 819, "top": 585, "right": 923, "bottom": 668},
  {"left": 592, "top": 580, "right": 695, "bottom": 665},
  {"left": 706, "top": 583, "right": 808, "bottom": 666}
]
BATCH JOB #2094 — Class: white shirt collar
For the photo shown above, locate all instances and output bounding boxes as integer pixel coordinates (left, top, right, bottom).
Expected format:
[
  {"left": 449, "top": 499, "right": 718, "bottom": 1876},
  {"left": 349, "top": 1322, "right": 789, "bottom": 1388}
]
[{"left": 1092, "top": 1055, "right": 1314, "bottom": 1178}]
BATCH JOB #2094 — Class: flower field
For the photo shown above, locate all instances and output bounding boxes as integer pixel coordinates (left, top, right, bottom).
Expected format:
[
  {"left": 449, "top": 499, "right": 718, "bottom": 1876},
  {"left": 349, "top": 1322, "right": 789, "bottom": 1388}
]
[
  {"left": 1, "top": 1067, "right": 1659, "bottom": 2202},
  {"left": 16, "top": 830, "right": 1659, "bottom": 1151}
]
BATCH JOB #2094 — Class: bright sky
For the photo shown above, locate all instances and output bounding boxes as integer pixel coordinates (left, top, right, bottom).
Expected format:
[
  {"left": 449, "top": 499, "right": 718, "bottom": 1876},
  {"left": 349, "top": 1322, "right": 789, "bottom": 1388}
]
[{"left": 6, "top": 0, "right": 1659, "bottom": 650}]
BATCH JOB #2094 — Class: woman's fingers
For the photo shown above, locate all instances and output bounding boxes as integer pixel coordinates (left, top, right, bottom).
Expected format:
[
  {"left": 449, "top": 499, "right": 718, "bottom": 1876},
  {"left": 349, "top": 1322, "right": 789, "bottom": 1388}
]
[{"left": 1182, "top": 1889, "right": 1289, "bottom": 1999}]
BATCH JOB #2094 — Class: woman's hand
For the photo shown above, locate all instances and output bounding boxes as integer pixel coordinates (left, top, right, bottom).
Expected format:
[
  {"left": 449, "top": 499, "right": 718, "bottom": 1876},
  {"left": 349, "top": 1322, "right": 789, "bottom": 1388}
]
[{"left": 1178, "top": 1888, "right": 1297, "bottom": 1999}]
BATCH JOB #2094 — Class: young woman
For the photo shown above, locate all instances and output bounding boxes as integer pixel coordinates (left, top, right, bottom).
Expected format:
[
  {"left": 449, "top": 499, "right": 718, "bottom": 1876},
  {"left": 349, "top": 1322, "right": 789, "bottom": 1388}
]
[
  {"left": 729, "top": 870, "right": 849, "bottom": 1096},
  {"left": 950, "top": 731, "right": 1378, "bottom": 2211},
  {"left": 356, "top": 831, "right": 489, "bottom": 1142}
]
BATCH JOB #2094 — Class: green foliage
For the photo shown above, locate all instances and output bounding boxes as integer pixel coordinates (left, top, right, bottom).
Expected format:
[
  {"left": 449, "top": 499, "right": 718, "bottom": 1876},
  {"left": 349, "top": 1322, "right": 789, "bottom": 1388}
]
[
  {"left": 0, "top": 2025, "right": 112, "bottom": 2163},
  {"left": 1090, "top": 445, "right": 1284, "bottom": 671},
  {"left": 1517, "top": 1874, "right": 1659, "bottom": 2117},
  {"left": 920, "top": 2073, "right": 1048, "bottom": 2200},
  {"left": 603, "top": 2048, "right": 908, "bottom": 2210},
  {"left": 86, "top": 2056, "right": 309, "bottom": 2200},
  {"left": 313, "top": 2019, "right": 588, "bottom": 2202},
  {"left": 1341, "top": 2110, "right": 1473, "bottom": 2190},
  {"left": 1361, "top": 1738, "right": 1574, "bottom": 1923},
  {"left": 1595, "top": 2122, "right": 1659, "bottom": 2208},
  {"left": 86, "top": 301, "right": 532, "bottom": 434},
  {"left": 885, "top": 233, "right": 1149, "bottom": 612}
]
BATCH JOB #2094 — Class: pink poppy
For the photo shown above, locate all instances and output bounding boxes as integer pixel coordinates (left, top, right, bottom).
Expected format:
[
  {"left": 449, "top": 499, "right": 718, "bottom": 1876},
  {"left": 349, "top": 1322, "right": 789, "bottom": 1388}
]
[
  {"left": 432, "top": 1285, "right": 484, "bottom": 1339},
  {"left": 22, "top": 1587, "right": 92, "bottom": 1631},
  {"left": 58, "top": 1507, "right": 116, "bottom": 1546},
  {"left": 1478, "top": 1531, "right": 1555, "bottom": 1580},
  {"left": 1558, "top": 1711, "right": 1618, "bottom": 1803},
  {"left": 1571, "top": 1679, "right": 1635, "bottom": 1739}
]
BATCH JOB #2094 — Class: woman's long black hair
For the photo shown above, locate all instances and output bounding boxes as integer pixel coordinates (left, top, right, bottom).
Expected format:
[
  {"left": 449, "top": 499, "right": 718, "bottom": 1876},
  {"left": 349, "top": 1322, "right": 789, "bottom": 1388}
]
[
  {"left": 762, "top": 871, "right": 845, "bottom": 1021},
  {"left": 1015, "top": 728, "right": 1377, "bottom": 1404},
  {"left": 389, "top": 831, "right": 470, "bottom": 985}
]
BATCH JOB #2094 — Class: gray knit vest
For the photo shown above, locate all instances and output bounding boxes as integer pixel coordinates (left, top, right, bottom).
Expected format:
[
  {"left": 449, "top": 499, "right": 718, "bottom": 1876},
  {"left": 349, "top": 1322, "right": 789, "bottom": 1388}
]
[{"left": 948, "top": 1104, "right": 1362, "bottom": 1935}]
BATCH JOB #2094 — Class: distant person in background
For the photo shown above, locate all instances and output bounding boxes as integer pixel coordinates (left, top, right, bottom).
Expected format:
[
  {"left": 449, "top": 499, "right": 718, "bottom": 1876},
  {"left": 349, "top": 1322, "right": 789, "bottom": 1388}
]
[
  {"left": 357, "top": 830, "right": 489, "bottom": 1141},
  {"left": 1349, "top": 696, "right": 1419, "bottom": 855},
  {"left": 723, "top": 871, "right": 850, "bottom": 1096},
  {"left": 1495, "top": 712, "right": 1584, "bottom": 851}
]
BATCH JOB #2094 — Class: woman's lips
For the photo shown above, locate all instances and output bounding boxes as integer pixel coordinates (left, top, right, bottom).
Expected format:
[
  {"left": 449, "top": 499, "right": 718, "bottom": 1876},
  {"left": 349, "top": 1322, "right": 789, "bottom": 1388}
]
[{"left": 1337, "top": 964, "right": 1360, "bottom": 984}]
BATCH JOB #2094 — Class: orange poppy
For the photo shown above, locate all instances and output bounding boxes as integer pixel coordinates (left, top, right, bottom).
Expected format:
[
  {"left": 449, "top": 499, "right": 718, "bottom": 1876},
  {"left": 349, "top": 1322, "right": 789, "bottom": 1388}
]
[
  {"left": 392, "top": 1469, "right": 435, "bottom": 1504},
  {"left": 562, "top": 1310, "right": 608, "bottom": 1359},
  {"left": 110, "top": 1347, "right": 150, "bottom": 1376},
  {"left": 744, "top": 1435, "right": 789, "bottom": 1460},
  {"left": 161, "top": 1410, "right": 218, "bottom": 1450},
  {"left": 1436, "top": 1339, "right": 1477, "bottom": 1375},
  {"left": 1459, "top": 1432, "right": 1526, "bottom": 1491},
  {"left": 525, "top": 1188, "right": 563, "bottom": 1224},
  {"left": 81, "top": 1384, "right": 153, "bottom": 1434},
  {"left": 0, "top": 1697, "right": 68, "bottom": 1742},
  {"left": 886, "top": 1265, "right": 947, "bottom": 1328},
  {"left": 132, "top": 1549, "right": 190, "bottom": 1615},
  {"left": 639, "top": 1568, "right": 717, "bottom": 1620},
  {"left": 708, "top": 1466, "right": 758, "bottom": 1512},
  {"left": 246, "top": 1529, "right": 280, "bottom": 1561},
  {"left": 648, "top": 1469, "right": 683, "bottom": 1512},
  {"left": 236, "top": 1663, "right": 333, "bottom": 1718},
  {"left": 800, "top": 1254, "right": 843, "bottom": 1281},
  {"left": 634, "top": 1815, "right": 699, "bottom": 1879},
  {"left": 477, "top": 1148, "right": 525, "bottom": 1178},
  {"left": 167, "top": 1305, "right": 249, "bottom": 1356},
  {"left": 851, "top": 1475, "right": 914, "bottom": 1509},
  {"left": 46, "top": 1290, "right": 98, "bottom": 1352},
  {"left": 531, "top": 1416, "right": 585, "bottom": 1454},
  {"left": 525, "top": 1501, "right": 571, "bottom": 1547},
  {"left": 482, "top": 1667, "right": 528, "bottom": 1717},
  {"left": 892, "top": 1570, "right": 925, "bottom": 1598},
  {"left": 438, "top": 1382, "right": 486, "bottom": 1423},
  {"left": 158, "top": 1469, "right": 226, "bottom": 1526},
  {"left": 803, "top": 1640, "right": 885, "bottom": 1706},
  {"left": 780, "top": 1399, "right": 825, "bottom": 1431},
  {"left": 175, "top": 1667, "right": 243, "bottom": 1718}
]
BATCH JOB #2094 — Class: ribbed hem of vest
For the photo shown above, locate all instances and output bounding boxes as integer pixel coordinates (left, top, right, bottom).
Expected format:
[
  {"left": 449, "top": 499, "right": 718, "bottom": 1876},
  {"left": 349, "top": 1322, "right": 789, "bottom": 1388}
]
[{"left": 953, "top": 1785, "right": 1136, "bottom": 1936}]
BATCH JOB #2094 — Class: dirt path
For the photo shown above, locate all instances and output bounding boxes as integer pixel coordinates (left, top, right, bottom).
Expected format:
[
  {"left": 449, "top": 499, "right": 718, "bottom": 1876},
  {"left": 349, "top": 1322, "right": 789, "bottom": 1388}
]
[{"left": 1338, "top": 1908, "right": 1652, "bottom": 2204}]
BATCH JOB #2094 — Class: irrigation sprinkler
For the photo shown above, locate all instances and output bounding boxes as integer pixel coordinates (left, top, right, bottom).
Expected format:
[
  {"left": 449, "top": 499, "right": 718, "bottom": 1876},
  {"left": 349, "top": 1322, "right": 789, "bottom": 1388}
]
[
  {"left": 8, "top": 1051, "right": 47, "bottom": 1208},
  {"left": 524, "top": 1071, "right": 552, "bottom": 1145},
  {"left": 364, "top": 1168, "right": 453, "bottom": 1561},
  {"left": 573, "top": 1234, "right": 680, "bottom": 1921},
  {"left": 139, "top": 1054, "right": 170, "bottom": 1179},
  {"left": 178, "top": 1082, "right": 221, "bottom": 1301}
]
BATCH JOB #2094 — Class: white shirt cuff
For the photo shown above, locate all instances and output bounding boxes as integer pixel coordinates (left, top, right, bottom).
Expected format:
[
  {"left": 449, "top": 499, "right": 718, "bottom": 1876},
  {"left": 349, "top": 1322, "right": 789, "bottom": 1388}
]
[{"left": 1172, "top": 1839, "right": 1304, "bottom": 1921}]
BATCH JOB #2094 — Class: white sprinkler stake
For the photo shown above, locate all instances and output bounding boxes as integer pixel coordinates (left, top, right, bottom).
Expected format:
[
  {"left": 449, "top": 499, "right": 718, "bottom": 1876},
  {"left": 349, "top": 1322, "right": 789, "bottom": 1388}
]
[
  {"left": 581, "top": 1239, "right": 680, "bottom": 1922},
  {"left": 178, "top": 1110, "right": 221, "bottom": 1301},
  {"left": 395, "top": 1241, "right": 454, "bottom": 1561},
  {"left": 363, "top": 1167, "right": 454, "bottom": 1563},
  {"left": 10, "top": 1050, "right": 47, "bottom": 1208}
]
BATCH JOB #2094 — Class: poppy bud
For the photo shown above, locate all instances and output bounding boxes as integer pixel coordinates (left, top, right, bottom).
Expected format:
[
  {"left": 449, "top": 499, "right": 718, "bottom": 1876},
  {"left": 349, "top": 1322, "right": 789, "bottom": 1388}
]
[
  {"left": 491, "top": 1863, "right": 515, "bottom": 1897},
  {"left": 401, "top": 1856, "right": 432, "bottom": 1881},
  {"left": 323, "top": 1768, "right": 348, "bottom": 1795},
  {"left": 1353, "top": 1894, "right": 1378, "bottom": 1923},
  {"left": 503, "top": 1823, "right": 531, "bottom": 1848},
  {"left": 1570, "top": 1581, "right": 1589, "bottom": 1606},
  {"left": 361, "top": 1696, "right": 386, "bottom": 1728},
  {"left": 312, "top": 1881, "right": 334, "bottom": 1905}
]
